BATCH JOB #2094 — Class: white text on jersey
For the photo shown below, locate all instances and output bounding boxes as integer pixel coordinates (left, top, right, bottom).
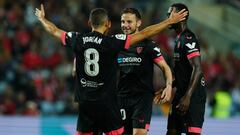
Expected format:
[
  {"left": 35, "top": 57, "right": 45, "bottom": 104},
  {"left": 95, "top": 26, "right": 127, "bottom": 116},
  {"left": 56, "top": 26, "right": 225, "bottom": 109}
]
[{"left": 83, "top": 36, "right": 103, "bottom": 44}]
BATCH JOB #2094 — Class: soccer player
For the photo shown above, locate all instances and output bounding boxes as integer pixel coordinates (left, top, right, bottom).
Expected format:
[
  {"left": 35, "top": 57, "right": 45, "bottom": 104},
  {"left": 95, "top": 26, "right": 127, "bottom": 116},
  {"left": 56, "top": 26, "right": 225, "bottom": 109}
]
[
  {"left": 35, "top": 4, "right": 187, "bottom": 135},
  {"left": 164, "top": 3, "right": 207, "bottom": 135},
  {"left": 117, "top": 8, "right": 173, "bottom": 135}
]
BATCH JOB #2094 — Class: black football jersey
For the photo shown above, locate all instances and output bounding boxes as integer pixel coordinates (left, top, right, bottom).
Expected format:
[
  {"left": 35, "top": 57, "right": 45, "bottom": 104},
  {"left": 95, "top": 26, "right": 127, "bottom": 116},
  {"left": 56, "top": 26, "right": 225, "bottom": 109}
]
[
  {"left": 61, "top": 31, "right": 130, "bottom": 102},
  {"left": 117, "top": 39, "right": 164, "bottom": 97},
  {"left": 173, "top": 29, "right": 202, "bottom": 94}
]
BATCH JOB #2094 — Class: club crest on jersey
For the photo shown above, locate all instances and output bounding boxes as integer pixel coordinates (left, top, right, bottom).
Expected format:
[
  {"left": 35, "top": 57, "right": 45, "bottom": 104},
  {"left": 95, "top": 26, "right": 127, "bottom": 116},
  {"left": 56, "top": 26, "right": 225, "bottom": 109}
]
[
  {"left": 115, "top": 34, "right": 127, "bottom": 40},
  {"left": 136, "top": 47, "right": 143, "bottom": 54}
]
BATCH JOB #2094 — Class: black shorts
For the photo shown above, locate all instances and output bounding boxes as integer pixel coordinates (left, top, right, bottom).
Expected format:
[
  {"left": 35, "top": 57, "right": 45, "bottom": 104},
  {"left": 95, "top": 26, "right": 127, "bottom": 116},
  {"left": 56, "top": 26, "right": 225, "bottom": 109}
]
[
  {"left": 76, "top": 100, "right": 123, "bottom": 135},
  {"left": 167, "top": 77, "right": 206, "bottom": 134},
  {"left": 118, "top": 93, "right": 154, "bottom": 134}
]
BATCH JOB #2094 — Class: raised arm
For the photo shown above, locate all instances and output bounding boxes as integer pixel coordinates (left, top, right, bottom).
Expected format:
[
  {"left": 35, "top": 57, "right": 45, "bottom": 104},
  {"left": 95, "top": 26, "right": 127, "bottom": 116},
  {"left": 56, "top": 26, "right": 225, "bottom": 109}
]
[
  {"left": 35, "top": 4, "right": 65, "bottom": 39},
  {"left": 129, "top": 8, "right": 188, "bottom": 46}
]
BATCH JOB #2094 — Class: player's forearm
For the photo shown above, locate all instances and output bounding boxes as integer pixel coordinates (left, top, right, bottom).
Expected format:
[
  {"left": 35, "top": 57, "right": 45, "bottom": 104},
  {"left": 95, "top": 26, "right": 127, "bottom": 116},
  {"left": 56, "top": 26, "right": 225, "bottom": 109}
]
[
  {"left": 185, "top": 65, "right": 202, "bottom": 97},
  {"left": 39, "top": 18, "right": 64, "bottom": 39},
  {"left": 163, "top": 65, "right": 173, "bottom": 88},
  {"left": 129, "top": 19, "right": 171, "bottom": 45}
]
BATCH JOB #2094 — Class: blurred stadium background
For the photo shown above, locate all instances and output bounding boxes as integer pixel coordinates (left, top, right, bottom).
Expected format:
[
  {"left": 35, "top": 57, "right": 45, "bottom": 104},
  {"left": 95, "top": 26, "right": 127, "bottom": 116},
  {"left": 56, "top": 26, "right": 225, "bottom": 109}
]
[{"left": 0, "top": 0, "right": 240, "bottom": 135}]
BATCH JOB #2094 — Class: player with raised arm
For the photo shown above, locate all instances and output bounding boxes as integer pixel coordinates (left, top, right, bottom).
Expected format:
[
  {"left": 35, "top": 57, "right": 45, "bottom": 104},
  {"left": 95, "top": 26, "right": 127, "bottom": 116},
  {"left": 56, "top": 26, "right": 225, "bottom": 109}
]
[
  {"left": 35, "top": 4, "right": 187, "bottom": 135},
  {"left": 164, "top": 3, "right": 207, "bottom": 135},
  {"left": 117, "top": 8, "right": 172, "bottom": 135}
]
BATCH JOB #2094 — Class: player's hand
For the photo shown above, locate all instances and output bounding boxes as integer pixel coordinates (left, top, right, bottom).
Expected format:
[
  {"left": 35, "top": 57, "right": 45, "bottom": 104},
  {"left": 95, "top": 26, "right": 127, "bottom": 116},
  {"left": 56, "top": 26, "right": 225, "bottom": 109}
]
[
  {"left": 176, "top": 95, "right": 190, "bottom": 115},
  {"left": 154, "top": 89, "right": 163, "bottom": 104},
  {"left": 168, "top": 8, "right": 188, "bottom": 24},
  {"left": 35, "top": 4, "right": 45, "bottom": 21},
  {"left": 160, "top": 85, "right": 172, "bottom": 104}
]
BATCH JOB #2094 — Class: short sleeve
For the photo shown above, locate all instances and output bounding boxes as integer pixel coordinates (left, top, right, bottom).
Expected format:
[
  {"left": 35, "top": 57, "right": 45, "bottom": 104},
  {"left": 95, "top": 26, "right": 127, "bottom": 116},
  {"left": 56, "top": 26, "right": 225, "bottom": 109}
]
[
  {"left": 149, "top": 41, "right": 164, "bottom": 63},
  {"left": 183, "top": 34, "right": 201, "bottom": 59},
  {"left": 61, "top": 32, "right": 79, "bottom": 48}
]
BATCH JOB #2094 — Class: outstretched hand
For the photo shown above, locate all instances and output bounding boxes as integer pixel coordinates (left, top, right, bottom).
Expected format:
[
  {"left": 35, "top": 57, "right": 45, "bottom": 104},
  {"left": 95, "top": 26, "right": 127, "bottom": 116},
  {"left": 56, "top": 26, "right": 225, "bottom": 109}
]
[
  {"left": 168, "top": 8, "right": 188, "bottom": 24},
  {"left": 35, "top": 4, "right": 45, "bottom": 21},
  {"left": 34, "top": 4, "right": 65, "bottom": 39}
]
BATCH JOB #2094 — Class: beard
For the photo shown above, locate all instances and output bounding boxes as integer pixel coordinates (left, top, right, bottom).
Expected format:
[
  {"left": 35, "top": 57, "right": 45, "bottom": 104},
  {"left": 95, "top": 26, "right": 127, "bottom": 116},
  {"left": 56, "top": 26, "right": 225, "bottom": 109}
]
[{"left": 122, "top": 26, "right": 137, "bottom": 35}]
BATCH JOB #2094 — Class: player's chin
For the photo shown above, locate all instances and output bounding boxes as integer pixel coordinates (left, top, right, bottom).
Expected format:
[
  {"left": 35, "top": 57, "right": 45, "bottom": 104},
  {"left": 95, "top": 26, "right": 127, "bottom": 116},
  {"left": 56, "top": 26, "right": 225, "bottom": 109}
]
[{"left": 123, "top": 30, "right": 131, "bottom": 35}]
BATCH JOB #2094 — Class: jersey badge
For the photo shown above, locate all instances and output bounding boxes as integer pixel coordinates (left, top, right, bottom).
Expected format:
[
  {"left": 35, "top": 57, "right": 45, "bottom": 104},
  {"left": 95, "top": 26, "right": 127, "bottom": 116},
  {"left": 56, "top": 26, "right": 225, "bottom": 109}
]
[
  {"left": 115, "top": 34, "right": 127, "bottom": 40},
  {"left": 136, "top": 47, "right": 143, "bottom": 54}
]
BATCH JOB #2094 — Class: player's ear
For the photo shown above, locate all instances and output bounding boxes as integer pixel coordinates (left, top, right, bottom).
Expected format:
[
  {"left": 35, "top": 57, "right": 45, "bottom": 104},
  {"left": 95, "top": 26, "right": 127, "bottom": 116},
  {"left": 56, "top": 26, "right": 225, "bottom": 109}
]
[
  {"left": 106, "top": 20, "right": 111, "bottom": 28},
  {"left": 137, "top": 19, "right": 141, "bottom": 28},
  {"left": 88, "top": 20, "right": 92, "bottom": 28}
]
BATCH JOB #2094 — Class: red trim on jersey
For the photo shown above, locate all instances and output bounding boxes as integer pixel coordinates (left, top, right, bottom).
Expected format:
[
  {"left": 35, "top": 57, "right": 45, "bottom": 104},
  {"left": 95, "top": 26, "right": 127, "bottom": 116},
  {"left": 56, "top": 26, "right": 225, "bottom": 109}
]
[
  {"left": 61, "top": 32, "right": 66, "bottom": 46},
  {"left": 145, "top": 124, "right": 150, "bottom": 130},
  {"left": 124, "top": 35, "right": 131, "bottom": 49},
  {"left": 105, "top": 127, "right": 124, "bottom": 135},
  {"left": 177, "top": 34, "right": 181, "bottom": 39},
  {"left": 188, "top": 127, "right": 202, "bottom": 133},
  {"left": 177, "top": 31, "right": 183, "bottom": 39},
  {"left": 76, "top": 131, "right": 93, "bottom": 135},
  {"left": 187, "top": 51, "right": 200, "bottom": 59},
  {"left": 154, "top": 56, "right": 164, "bottom": 63}
]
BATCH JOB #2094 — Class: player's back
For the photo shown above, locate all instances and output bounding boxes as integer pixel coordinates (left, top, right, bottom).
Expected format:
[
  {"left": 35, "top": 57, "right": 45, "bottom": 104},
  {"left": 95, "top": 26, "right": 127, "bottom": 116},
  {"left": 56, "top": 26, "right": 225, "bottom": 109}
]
[{"left": 65, "top": 31, "right": 129, "bottom": 102}]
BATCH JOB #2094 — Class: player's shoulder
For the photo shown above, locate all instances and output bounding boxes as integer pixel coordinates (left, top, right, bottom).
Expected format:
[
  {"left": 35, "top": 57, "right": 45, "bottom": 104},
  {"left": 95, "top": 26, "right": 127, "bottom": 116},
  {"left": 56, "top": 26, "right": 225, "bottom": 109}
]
[
  {"left": 142, "top": 39, "right": 158, "bottom": 47},
  {"left": 181, "top": 29, "right": 196, "bottom": 40},
  {"left": 65, "top": 31, "right": 79, "bottom": 37},
  {"left": 144, "top": 38, "right": 155, "bottom": 43}
]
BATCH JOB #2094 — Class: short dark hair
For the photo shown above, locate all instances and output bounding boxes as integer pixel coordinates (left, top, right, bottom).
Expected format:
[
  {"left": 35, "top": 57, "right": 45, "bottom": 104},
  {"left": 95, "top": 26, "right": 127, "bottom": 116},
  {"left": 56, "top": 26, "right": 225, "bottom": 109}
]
[
  {"left": 170, "top": 3, "right": 189, "bottom": 20},
  {"left": 89, "top": 8, "right": 109, "bottom": 28},
  {"left": 121, "top": 8, "right": 142, "bottom": 20}
]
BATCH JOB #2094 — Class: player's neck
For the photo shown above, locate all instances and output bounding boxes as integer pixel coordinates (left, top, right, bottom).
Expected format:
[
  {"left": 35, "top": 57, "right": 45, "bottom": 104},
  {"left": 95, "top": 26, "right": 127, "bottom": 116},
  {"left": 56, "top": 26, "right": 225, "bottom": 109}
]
[
  {"left": 175, "top": 23, "right": 187, "bottom": 34},
  {"left": 92, "top": 27, "right": 106, "bottom": 35},
  {"left": 132, "top": 29, "right": 139, "bottom": 34}
]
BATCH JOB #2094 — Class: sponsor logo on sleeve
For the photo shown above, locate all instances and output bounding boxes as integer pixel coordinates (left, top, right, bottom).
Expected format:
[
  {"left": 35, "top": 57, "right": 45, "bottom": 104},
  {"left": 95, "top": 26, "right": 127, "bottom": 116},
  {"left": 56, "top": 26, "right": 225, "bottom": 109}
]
[
  {"left": 153, "top": 47, "right": 161, "bottom": 53},
  {"left": 185, "top": 42, "right": 196, "bottom": 49},
  {"left": 153, "top": 47, "right": 161, "bottom": 56},
  {"left": 186, "top": 42, "right": 199, "bottom": 53},
  {"left": 201, "top": 77, "right": 205, "bottom": 86},
  {"left": 136, "top": 47, "right": 143, "bottom": 54}
]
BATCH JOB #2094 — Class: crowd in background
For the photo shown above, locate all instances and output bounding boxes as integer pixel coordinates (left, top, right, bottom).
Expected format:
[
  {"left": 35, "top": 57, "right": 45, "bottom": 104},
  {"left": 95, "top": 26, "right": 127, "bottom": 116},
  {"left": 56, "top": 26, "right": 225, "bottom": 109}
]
[{"left": 0, "top": 0, "right": 240, "bottom": 118}]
